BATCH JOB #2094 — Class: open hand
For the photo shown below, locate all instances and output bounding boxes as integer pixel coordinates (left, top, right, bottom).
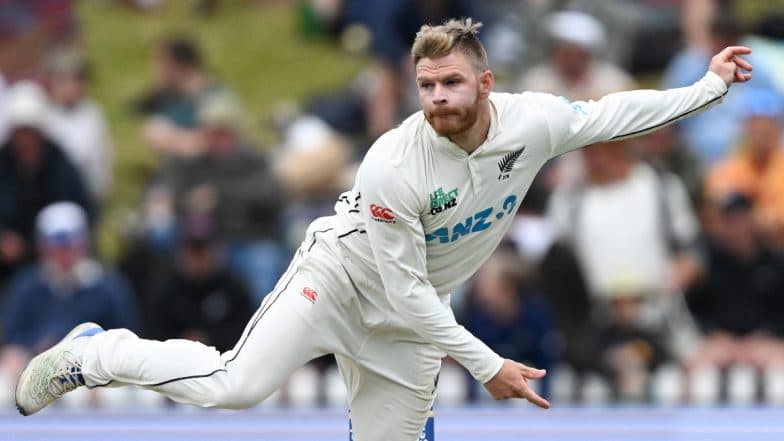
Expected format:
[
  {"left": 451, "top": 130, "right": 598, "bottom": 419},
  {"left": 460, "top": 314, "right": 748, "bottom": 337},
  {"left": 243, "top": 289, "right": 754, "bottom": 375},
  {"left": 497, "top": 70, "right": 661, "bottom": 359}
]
[
  {"left": 483, "top": 359, "right": 550, "bottom": 408},
  {"left": 709, "top": 46, "right": 752, "bottom": 87}
]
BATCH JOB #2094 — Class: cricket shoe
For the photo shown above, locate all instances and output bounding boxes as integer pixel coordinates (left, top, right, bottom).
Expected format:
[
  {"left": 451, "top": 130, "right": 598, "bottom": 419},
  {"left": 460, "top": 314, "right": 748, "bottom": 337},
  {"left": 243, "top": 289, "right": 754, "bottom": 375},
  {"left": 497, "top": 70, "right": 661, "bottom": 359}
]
[{"left": 15, "top": 322, "right": 104, "bottom": 416}]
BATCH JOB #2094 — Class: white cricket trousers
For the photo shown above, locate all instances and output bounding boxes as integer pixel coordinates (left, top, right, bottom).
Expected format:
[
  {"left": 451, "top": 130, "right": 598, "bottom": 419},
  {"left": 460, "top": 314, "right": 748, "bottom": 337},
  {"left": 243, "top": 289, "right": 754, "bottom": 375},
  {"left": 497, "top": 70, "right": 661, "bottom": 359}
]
[{"left": 80, "top": 221, "right": 443, "bottom": 441}]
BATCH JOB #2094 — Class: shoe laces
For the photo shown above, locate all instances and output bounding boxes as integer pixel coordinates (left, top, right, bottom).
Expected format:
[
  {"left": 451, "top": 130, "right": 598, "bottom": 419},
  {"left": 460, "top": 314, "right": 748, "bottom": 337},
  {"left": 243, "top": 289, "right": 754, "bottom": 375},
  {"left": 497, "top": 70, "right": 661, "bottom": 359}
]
[{"left": 30, "top": 351, "right": 85, "bottom": 402}]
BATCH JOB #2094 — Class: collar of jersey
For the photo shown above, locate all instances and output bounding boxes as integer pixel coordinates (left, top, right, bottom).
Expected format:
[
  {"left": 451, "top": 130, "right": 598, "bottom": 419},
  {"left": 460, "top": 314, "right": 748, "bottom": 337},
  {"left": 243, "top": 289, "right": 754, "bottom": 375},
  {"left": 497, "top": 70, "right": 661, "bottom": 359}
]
[{"left": 424, "top": 97, "right": 502, "bottom": 159}]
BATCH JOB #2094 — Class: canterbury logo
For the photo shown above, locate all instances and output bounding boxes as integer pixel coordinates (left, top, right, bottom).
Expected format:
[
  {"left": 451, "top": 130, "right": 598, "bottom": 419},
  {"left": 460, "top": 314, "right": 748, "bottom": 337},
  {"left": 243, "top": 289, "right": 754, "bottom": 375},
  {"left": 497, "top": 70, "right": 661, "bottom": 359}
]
[
  {"left": 301, "top": 287, "right": 318, "bottom": 303},
  {"left": 369, "top": 204, "right": 395, "bottom": 223},
  {"left": 497, "top": 146, "right": 525, "bottom": 180}
]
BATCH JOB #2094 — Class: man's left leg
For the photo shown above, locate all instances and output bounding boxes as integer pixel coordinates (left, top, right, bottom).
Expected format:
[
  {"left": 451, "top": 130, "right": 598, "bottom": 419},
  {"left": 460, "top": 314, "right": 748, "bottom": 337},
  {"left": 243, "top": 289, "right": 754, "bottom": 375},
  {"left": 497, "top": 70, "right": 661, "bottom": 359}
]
[{"left": 339, "top": 329, "right": 443, "bottom": 441}]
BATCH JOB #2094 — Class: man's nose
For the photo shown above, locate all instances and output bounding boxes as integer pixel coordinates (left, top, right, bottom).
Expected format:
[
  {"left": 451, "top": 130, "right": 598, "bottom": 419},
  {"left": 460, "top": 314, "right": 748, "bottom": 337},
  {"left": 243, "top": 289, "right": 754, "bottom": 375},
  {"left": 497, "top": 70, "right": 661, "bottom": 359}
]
[{"left": 431, "top": 84, "right": 448, "bottom": 104}]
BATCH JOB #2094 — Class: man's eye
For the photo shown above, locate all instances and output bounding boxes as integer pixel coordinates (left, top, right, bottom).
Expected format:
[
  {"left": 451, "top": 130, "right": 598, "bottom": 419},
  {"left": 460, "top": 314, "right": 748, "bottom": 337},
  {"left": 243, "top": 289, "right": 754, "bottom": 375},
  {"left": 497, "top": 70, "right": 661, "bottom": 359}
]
[{"left": 420, "top": 83, "right": 433, "bottom": 89}]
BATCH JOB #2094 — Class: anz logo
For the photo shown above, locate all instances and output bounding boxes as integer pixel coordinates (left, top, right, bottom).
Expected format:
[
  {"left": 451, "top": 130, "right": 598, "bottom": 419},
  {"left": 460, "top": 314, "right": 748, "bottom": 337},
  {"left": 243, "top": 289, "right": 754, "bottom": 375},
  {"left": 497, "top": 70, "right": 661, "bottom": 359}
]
[{"left": 425, "top": 194, "right": 518, "bottom": 244}]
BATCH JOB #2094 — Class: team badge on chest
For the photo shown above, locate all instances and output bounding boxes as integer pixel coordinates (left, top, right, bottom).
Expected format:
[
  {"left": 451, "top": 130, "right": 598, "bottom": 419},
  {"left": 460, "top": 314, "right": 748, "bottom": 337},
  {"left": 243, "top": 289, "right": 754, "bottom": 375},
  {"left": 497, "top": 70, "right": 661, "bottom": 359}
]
[{"left": 497, "top": 146, "right": 526, "bottom": 180}]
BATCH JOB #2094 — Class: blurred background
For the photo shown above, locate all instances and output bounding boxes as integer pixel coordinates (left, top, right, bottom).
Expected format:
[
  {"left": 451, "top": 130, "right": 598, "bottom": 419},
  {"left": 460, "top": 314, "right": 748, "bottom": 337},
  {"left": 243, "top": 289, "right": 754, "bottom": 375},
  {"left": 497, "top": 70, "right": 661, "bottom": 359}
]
[{"left": 2, "top": 0, "right": 784, "bottom": 438}]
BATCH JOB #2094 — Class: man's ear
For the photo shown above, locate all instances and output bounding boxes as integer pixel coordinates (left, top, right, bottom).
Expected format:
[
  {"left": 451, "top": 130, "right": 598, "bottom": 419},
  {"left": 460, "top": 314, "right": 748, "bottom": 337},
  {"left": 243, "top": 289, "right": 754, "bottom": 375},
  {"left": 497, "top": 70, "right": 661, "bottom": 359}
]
[{"left": 478, "top": 70, "right": 494, "bottom": 99}]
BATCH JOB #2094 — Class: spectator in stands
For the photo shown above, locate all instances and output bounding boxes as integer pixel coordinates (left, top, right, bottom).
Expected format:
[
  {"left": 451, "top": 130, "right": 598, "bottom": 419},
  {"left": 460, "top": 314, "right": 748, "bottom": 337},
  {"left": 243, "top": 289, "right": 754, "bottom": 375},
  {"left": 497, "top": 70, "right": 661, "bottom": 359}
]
[
  {"left": 45, "top": 47, "right": 114, "bottom": 204},
  {"left": 460, "top": 245, "right": 556, "bottom": 400},
  {"left": 135, "top": 36, "right": 232, "bottom": 157},
  {"left": 517, "top": 11, "right": 636, "bottom": 197},
  {"left": 146, "top": 215, "right": 252, "bottom": 352},
  {"left": 145, "top": 94, "right": 285, "bottom": 303},
  {"left": 705, "top": 89, "right": 784, "bottom": 249},
  {"left": 0, "top": 202, "right": 137, "bottom": 381},
  {"left": 547, "top": 140, "right": 702, "bottom": 361},
  {"left": 0, "top": 81, "right": 92, "bottom": 287},
  {"left": 517, "top": 11, "right": 635, "bottom": 101},
  {"left": 271, "top": 112, "right": 354, "bottom": 249},
  {"left": 687, "top": 192, "right": 784, "bottom": 373}
]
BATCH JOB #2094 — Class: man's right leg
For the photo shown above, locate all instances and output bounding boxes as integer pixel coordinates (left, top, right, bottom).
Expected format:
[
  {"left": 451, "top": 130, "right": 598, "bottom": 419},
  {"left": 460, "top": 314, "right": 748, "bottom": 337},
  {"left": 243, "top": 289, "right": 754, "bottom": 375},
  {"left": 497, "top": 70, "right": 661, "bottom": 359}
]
[
  {"left": 80, "top": 257, "right": 330, "bottom": 409},
  {"left": 18, "top": 234, "right": 349, "bottom": 414}
]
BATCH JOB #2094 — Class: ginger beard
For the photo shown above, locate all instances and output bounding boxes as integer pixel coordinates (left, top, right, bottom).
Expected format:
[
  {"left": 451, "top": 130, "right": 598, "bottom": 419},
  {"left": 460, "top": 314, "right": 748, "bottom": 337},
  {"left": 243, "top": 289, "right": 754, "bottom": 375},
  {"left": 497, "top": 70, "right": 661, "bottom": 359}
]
[{"left": 424, "top": 86, "right": 481, "bottom": 138}]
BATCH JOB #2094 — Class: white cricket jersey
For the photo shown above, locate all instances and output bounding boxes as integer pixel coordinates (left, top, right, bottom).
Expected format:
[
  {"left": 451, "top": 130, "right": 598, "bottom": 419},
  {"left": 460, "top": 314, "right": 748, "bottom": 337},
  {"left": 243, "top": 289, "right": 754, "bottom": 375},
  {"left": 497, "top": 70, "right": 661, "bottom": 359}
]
[{"left": 326, "top": 71, "right": 728, "bottom": 383}]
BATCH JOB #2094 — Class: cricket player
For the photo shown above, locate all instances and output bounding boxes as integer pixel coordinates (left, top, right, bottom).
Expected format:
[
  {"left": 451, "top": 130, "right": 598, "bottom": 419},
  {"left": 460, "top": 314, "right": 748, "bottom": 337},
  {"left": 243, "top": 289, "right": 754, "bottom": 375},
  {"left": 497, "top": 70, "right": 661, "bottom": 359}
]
[{"left": 15, "top": 18, "right": 751, "bottom": 441}]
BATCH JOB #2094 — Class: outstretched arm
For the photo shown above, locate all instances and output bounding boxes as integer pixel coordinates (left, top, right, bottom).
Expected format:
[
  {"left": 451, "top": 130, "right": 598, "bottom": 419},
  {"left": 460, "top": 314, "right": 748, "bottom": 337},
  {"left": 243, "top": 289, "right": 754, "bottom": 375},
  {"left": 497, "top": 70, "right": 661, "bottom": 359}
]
[{"left": 540, "top": 46, "right": 752, "bottom": 158}]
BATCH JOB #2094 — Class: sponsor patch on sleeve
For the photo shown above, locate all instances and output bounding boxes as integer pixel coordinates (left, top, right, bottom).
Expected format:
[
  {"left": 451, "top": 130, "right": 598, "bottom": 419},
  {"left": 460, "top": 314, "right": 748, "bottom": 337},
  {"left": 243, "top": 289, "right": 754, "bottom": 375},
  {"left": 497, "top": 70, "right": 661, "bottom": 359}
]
[{"left": 369, "top": 204, "right": 395, "bottom": 223}]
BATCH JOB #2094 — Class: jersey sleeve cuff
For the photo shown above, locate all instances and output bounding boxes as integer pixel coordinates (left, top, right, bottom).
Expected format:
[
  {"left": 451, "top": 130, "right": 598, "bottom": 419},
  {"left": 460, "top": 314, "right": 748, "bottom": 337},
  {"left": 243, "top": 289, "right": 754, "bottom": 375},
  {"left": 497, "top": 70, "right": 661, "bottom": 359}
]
[
  {"left": 703, "top": 70, "right": 729, "bottom": 95},
  {"left": 477, "top": 355, "right": 505, "bottom": 384}
]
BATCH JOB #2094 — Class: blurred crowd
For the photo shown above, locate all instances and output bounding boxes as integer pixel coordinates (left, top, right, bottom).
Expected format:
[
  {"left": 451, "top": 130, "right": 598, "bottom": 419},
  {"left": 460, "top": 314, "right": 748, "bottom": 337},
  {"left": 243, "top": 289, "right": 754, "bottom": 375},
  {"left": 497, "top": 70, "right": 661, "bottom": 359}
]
[{"left": 1, "top": 0, "right": 784, "bottom": 408}]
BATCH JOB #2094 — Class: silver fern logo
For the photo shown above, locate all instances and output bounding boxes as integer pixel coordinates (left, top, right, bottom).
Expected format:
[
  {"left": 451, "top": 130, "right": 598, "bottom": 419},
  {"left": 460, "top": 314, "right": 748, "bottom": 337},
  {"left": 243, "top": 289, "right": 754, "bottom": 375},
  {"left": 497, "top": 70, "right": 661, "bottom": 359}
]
[{"left": 497, "top": 146, "right": 525, "bottom": 180}]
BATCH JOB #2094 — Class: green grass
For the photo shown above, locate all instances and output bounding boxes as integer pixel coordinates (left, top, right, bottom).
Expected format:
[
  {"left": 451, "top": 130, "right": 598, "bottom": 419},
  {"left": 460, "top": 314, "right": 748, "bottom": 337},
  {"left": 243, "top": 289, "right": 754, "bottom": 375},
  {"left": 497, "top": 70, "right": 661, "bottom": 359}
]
[{"left": 77, "top": 1, "right": 368, "bottom": 258}]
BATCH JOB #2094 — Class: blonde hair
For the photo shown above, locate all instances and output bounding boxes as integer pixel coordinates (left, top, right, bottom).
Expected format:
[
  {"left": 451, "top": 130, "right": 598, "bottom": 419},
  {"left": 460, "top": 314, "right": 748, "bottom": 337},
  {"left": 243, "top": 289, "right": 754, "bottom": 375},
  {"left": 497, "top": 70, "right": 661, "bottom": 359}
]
[{"left": 411, "top": 18, "right": 489, "bottom": 73}]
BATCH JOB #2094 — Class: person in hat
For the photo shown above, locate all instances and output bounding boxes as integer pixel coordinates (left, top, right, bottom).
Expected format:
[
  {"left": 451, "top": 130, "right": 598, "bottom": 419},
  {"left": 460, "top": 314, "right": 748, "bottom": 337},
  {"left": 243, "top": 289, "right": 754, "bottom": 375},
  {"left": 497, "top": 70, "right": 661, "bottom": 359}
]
[
  {"left": 517, "top": 11, "right": 635, "bottom": 101},
  {"left": 0, "top": 202, "right": 137, "bottom": 382},
  {"left": 0, "top": 81, "right": 93, "bottom": 287}
]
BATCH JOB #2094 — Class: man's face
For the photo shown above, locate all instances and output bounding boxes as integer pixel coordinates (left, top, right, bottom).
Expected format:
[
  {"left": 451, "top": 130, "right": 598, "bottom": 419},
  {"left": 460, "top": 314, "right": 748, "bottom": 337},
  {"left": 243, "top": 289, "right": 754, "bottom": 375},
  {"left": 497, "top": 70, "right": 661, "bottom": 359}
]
[{"left": 416, "top": 51, "right": 489, "bottom": 138}]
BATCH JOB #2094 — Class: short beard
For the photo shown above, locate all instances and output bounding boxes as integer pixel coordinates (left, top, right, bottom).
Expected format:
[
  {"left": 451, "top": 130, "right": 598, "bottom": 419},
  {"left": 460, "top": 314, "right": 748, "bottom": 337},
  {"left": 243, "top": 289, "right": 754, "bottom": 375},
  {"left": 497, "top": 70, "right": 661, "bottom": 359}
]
[{"left": 425, "top": 91, "right": 480, "bottom": 138}]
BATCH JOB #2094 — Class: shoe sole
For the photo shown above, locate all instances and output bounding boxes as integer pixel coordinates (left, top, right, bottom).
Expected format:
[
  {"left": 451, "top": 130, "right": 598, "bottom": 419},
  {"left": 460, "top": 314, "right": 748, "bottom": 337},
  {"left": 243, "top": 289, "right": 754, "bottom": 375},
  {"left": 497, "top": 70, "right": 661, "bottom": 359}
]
[{"left": 15, "top": 322, "right": 103, "bottom": 416}]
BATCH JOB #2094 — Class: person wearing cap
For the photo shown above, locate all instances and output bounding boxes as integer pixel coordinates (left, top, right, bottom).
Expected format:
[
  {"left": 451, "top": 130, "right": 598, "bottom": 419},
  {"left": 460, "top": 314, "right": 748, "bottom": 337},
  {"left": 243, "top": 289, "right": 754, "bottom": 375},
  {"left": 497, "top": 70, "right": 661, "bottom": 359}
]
[
  {"left": 517, "top": 11, "right": 635, "bottom": 101},
  {"left": 516, "top": 11, "right": 637, "bottom": 206},
  {"left": 45, "top": 46, "right": 114, "bottom": 203},
  {"left": 144, "top": 93, "right": 285, "bottom": 304},
  {"left": 704, "top": 89, "right": 784, "bottom": 248},
  {"left": 0, "top": 81, "right": 93, "bottom": 286},
  {"left": 686, "top": 191, "right": 784, "bottom": 374},
  {"left": 0, "top": 202, "right": 137, "bottom": 382}
]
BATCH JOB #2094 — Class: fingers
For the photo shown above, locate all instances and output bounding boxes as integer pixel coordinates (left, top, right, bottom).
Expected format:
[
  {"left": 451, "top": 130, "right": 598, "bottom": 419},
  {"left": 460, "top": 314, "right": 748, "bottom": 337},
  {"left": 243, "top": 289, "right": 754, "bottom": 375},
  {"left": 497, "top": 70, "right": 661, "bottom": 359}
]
[
  {"left": 523, "top": 367, "right": 547, "bottom": 379},
  {"left": 516, "top": 363, "right": 550, "bottom": 408},
  {"left": 720, "top": 46, "right": 752, "bottom": 60},
  {"left": 732, "top": 55, "right": 753, "bottom": 72},
  {"left": 735, "top": 70, "right": 752, "bottom": 83},
  {"left": 518, "top": 363, "right": 547, "bottom": 379},
  {"left": 517, "top": 383, "right": 551, "bottom": 409}
]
